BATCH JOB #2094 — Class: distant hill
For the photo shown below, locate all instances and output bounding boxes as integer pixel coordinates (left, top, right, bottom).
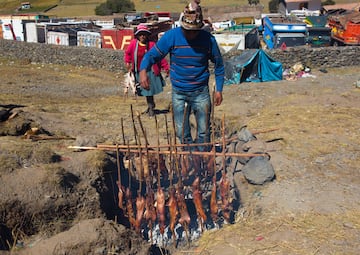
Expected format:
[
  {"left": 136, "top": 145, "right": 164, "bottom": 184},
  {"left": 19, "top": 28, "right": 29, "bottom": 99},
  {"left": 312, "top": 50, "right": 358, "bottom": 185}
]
[
  {"left": 2, "top": 0, "right": 355, "bottom": 19},
  {"left": 0, "top": 0, "right": 254, "bottom": 17}
]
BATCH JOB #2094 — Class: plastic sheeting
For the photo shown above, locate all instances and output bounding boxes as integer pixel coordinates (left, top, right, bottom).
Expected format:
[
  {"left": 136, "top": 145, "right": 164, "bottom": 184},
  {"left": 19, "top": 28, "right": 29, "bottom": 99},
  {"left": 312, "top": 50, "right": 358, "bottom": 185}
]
[{"left": 224, "top": 49, "right": 283, "bottom": 85}]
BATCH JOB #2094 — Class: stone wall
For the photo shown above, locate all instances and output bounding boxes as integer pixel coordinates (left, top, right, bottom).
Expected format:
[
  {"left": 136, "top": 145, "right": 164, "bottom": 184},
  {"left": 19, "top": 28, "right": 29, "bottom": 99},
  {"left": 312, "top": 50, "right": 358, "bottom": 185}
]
[
  {"left": 0, "top": 39, "right": 124, "bottom": 73},
  {"left": 0, "top": 39, "right": 359, "bottom": 73},
  {"left": 267, "top": 46, "right": 360, "bottom": 69}
]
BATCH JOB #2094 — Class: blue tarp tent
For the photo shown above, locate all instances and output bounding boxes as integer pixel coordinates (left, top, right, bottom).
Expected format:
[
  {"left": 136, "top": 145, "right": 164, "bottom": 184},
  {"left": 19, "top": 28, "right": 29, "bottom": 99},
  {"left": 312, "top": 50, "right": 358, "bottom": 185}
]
[{"left": 224, "top": 49, "right": 283, "bottom": 85}]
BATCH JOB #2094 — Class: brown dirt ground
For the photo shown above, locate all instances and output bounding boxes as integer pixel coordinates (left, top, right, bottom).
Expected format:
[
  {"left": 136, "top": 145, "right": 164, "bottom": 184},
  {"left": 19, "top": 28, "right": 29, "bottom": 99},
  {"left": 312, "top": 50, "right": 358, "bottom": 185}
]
[{"left": 0, "top": 57, "right": 360, "bottom": 255}]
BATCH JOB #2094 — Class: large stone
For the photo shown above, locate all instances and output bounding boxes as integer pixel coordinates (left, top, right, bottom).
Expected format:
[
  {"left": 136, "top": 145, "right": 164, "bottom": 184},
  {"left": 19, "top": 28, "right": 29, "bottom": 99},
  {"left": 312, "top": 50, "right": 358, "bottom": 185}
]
[{"left": 241, "top": 156, "right": 275, "bottom": 185}]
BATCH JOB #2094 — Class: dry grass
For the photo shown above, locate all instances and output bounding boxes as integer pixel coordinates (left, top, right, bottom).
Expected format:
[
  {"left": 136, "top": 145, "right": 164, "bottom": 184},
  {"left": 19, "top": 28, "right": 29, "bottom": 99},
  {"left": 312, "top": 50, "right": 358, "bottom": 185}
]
[
  {"left": 0, "top": 0, "right": 58, "bottom": 14},
  {"left": 1, "top": 0, "right": 357, "bottom": 17},
  {"left": 0, "top": 137, "right": 33, "bottom": 174},
  {"left": 43, "top": 0, "right": 254, "bottom": 17},
  {"left": 84, "top": 150, "right": 108, "bottom": 170},
  {"left": 0, "top": 0, "right": 250, "bottom": 16},
  {"left": 131, "top": 0, "right": 250, "bottom": 12},
  {"left": 194, "top": 209, "right": 360, "bottom": 255},
  {"left": 0, "top": 137, "right": 61, "bottom": 175},
  {"left": 45, "top": 4, "right": 100, "bottom": 17},
  {"left": 250, "top": 103, "right": 359, "bottom": 161}
]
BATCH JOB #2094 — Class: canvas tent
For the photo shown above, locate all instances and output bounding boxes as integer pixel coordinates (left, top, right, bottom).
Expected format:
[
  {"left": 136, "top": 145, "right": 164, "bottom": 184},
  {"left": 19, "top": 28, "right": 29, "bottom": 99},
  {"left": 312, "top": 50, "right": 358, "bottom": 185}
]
[{"left": 224, "top": 49, "right": 283, "bottom": 85}]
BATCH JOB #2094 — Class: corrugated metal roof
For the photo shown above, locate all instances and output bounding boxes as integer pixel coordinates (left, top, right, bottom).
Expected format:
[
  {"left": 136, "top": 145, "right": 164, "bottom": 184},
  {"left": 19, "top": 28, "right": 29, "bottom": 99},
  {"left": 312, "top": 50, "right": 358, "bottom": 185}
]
[
  {"left": 323, "top": 3, "right": 360, "bottom": 11},
  {"left": 330, "top": 12, "right": 360, "bottom": 26},
  {"left": 207, "top": 11, "right": 261, "bottom": 22},
  {"left": 339, "top": 12, "right": 360, "bottom": 25}
]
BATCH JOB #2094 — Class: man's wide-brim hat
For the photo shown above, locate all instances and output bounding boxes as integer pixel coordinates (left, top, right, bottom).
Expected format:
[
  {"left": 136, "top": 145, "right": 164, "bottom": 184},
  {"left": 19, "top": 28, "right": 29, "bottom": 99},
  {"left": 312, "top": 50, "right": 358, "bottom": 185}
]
[
  {"left": 179, "top": 1, "right": 204, "bottom": 30},
  {"left": 134, "top": 24, "right": 151, "bottom": 36}
]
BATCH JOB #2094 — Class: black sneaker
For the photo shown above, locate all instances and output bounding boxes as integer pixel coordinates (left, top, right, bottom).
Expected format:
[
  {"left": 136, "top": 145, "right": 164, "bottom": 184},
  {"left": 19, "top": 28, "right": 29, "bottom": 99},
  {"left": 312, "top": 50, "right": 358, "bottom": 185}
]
[{"left": 148, "top": 108, "right": 155, "bottom": 117}]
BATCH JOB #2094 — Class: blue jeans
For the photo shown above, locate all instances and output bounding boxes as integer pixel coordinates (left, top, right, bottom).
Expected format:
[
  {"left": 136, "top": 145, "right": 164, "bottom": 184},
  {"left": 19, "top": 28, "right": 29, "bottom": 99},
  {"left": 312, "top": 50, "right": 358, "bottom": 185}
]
[{"left": 172, "top": 86, "right": 211, "bottom": 151}]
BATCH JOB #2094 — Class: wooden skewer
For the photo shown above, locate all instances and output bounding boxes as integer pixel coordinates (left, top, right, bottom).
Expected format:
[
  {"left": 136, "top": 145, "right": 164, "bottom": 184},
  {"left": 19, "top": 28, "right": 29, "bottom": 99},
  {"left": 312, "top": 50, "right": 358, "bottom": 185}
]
[
  {"left": 116, "top": 144, "right": 124, "bottom": 210},
  {"left": 211, "top": 88, "right": 216, "bottom": 177},
  {"left": 127, "top": 140, "right": 132, "bottom": 187},
  {"left": 155, "top": 115, "right": 161, "bottom": 186},
  {"left": 27, "top": 135, "right": 75, "bottom": 141},
  {"left": 130, "top": 104, "right": 138, "bottom": 146},
  {"left": 209, "top": 85, "right": 215, "bottom": 146},
  {"left": 97, "top": 140, "right": 225, "bottom": 150},
  {"left": 171, "top": 104, "right": 181, "bottom": 186},
  {"left": 222, "top": 113, "right": 226, "bottom": 175},
  {"left": 136, "top": 111, "right": 149, "bottom": 146},
  {"left": 138, "top": 141, "right": 143, "bottom": 195},
  {"left": 165, "top": 114, "right": 171, "bottom": 150},
  {"left": 116, "top": 144, "right": 122, "bottom": 188},
  {"left": 169, "top": 140, "right": 174, "bottom": 187},
  {"left": 181, "top": 103, "right": 188, "bottom": 145},
  {"left": 121, "top": 117, "right": 126, "bottom": 145},
  {"left": 68, "top": 145, "right": 268, "bottom": 157},
  {"left": 136, "top": 112, "right": 150, "bottom": 179},
  {"left": 167, "top": 115, "right": 174, "bottom": 187},
  {"left": 210, "top": 87, "right": 218, "bottom": 222},
  {"left": 205, "top": 106, "right": 209, "bottom": 146}
]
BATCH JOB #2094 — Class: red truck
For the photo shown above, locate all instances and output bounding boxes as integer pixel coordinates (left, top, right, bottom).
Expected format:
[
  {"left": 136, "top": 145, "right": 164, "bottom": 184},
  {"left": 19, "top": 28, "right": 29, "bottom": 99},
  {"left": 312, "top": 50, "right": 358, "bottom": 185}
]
[
  {"left": 328, "top": 12, "right": 360, "bottom": 46},
  {"left": 101, "top": 20, "right": 172, "bottom": 51}
]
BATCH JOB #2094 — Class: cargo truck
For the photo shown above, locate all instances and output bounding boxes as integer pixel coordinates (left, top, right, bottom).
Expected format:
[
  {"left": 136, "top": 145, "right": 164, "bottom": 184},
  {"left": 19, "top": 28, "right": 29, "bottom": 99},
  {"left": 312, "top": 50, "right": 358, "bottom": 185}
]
[
  {"left": 262, "top": 15, "right": 307, "bottom": 49},
  {"left": 304, "top": 16, "right": 331, "bottom": 47},
  {"left": 328, "top": 12, "right": 360, "bottom": 46}
]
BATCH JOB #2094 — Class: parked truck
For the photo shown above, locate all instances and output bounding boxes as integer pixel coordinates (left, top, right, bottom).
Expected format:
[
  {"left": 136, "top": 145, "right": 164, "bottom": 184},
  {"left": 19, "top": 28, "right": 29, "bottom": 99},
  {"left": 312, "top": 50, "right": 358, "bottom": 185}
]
[
  {"left": 304, "top": 16, "right": 331, "bottom": 47},
  {"left": 101, "top": 19, "right": 172, "bottom": 51},
  {"left": 262, "top": 15, "right": 307, "bottom": 49},
  {"left": 328, "top": 12, "right": 360, "bottom": 46},
  {"left": 212, "top": 24, "right": 260, "bottom": 53}
]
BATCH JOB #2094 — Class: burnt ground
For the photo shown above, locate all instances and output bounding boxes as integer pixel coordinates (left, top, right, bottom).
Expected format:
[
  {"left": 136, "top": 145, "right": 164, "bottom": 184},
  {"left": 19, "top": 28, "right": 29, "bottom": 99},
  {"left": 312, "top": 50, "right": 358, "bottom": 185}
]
[{"left": 0, "top": 57, "right": 360, "bottom": 255}]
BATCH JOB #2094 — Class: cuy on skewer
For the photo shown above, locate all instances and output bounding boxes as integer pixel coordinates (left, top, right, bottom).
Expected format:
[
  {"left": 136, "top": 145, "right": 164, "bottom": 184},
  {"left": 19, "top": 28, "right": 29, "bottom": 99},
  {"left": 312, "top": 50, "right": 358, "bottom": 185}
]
[
  {"left": 154, "top": 115, "right": 166, "bottom": 236},
  {"left": 176, "top": 184, "right": 190, "bottom": 243},
  {"left": 167, "top": 186, "right": 179, "bottom": 241},
  {"left": 220, "top": 172, "right": 231, "bottom": 222},
  {"left": 135, "top": 191, "right": 145, "bottom": 234},
  {"left": 156, "top": 186, "right": 166, "bottom": 236},
  {"left": 210, "top": 177, "right": 219, "bottom": 222},
  {"left": 135, "top": 134, "right": 146, "bottom": 234},
  {"left": 192, "top": 176, "right": 207, "bottom": 232},
  {"left": 116, "top": 144, "right": 124, "bottom": 210},
  {"left": 144, "top": 181, "right": 157, "bottom": 242},
  {"left": 125, "top": 187, "right": 136, "bottom": 229},
  {"left": 220, "top": 113, "right": 231, "bottom": 223}
]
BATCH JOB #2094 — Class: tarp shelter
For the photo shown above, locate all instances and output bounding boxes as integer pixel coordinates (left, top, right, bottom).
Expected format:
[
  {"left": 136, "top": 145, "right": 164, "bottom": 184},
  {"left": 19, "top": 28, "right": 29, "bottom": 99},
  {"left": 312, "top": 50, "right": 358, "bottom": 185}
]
[{"left": 224, "top": 49, "right": 283, "bottom": 85}]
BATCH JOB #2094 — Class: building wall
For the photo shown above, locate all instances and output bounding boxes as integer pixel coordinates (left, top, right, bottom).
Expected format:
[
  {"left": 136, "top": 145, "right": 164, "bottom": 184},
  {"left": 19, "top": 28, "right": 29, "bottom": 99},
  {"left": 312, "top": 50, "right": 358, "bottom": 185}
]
[{"left": 279, "top": 0, "right": 321, "bottom": 14}]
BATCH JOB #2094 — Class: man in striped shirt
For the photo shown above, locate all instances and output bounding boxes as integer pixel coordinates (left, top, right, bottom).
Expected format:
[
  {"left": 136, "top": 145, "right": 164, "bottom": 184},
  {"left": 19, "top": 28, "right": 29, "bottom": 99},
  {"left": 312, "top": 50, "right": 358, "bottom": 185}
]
[{"left": 139, "top": 0, "right": 224, "bottom": 151}]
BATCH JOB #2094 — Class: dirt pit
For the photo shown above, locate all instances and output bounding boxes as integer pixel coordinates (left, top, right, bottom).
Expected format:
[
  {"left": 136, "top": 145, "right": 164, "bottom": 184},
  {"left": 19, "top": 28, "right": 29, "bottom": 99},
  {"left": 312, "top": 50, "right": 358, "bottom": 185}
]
[{"left": 0, "top": 57, "right": 360, "bottom": 255}]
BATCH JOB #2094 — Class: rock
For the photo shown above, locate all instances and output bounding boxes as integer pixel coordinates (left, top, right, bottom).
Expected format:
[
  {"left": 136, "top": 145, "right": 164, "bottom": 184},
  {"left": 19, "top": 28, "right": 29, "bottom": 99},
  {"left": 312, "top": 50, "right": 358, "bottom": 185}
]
[
  {"left": 75, "top": 135, "right": 98, "bottom": 147},
  {"left": 241, "top": 156, "right": 275, "bottom": 185}
]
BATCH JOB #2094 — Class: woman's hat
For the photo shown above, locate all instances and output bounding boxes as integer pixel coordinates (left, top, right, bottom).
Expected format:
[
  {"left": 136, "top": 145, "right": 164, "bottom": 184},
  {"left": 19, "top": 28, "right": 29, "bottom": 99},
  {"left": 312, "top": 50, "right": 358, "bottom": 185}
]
[
  {"left": 179, "top": 1, "right": 204, "bottom": 30},
  {"left": 134, "top": 24, "right": 151, "bottom": 36}
]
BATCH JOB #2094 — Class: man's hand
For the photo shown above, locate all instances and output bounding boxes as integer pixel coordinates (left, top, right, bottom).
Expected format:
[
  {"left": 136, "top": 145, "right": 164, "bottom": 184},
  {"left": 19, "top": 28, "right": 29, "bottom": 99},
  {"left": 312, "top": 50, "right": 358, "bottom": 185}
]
[
  {"left": 139, "top": 69, "right": 150, "bottom": 90},
  {"left": 214, "top": 91, "right": 223, "bottom": 106}
]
